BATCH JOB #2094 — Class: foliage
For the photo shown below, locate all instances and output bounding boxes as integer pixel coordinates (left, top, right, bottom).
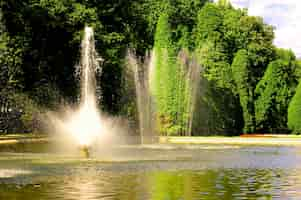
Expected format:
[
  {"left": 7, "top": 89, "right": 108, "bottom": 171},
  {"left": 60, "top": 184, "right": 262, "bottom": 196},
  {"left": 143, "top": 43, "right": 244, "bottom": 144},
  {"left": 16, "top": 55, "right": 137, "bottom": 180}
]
[
  {"left": 151, "top": 12, "right": 199, "bottom": 136},
  {"left": 195, "top": 3, "right": 224, "bottom": 47},
  {"left": 0, "top": 89, "right": 41, "bottom": 133},
  {"left": 0, "top": 0, "right": 299, "bottom": 135},
  {"left": 255, "top": 49, "right": 299, "bottom": 132},
  {"left": 143, "top": 0, "right": 208, "bottom": 36},
  {"left": 194, "top": 2, "right": 276, "bottom": 133},
  {"left": 14, "top": 93, "right": 41, "bottom": 133},
  {"left": 0, "top": 7, "right": 25, "bottom": 90},
  {"left": 231, "top": 49, "right": 255, "bottom": 133},
  {"left": 191, "top": 76, "right": 243, "bottom": 135},
  {"left": 152, "top": 13, "right": 182, "bottom": 135},
  {"left": 288, "top": 80, "right": 301, "bottom": 133}
]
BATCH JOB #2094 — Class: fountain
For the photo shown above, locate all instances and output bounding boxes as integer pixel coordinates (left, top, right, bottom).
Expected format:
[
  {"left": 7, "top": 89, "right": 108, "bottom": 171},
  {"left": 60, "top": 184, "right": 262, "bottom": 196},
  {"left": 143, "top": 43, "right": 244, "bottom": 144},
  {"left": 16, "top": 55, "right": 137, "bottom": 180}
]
[
  {"left": 49, "top": 26, "right": 103, "bottom": 157},
  {"left": 68, "top": 27, "right": 102, "bottom": 152},
  {"left": 127, "top": 49, "right": 201, "bottom": 137},
  {"left": 127, "top": 50, "right": 155, "bottom": 144},
  {"left": 48, "top": 26, "right": 201, "bottom": 153}
]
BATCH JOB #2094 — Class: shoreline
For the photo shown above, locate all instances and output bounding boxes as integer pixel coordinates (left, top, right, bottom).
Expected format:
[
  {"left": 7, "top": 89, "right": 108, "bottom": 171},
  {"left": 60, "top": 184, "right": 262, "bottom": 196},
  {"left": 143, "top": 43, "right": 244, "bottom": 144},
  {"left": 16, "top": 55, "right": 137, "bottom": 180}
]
[
  {"left": 159, "top": 135, "right": 301, "bottom": 146},
  {"left": 0, "top": 134, "right": 50, "bottom": 145},
  {"left": 1, "top": 134, "right": 301, "bottom": 147}
]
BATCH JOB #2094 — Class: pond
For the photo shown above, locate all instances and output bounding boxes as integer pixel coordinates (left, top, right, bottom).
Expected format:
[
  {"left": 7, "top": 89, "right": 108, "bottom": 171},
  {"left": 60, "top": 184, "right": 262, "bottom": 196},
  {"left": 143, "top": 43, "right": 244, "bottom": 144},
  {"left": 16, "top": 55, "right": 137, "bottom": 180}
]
[{"left": 1, "top": 144, "right": 301, "bottom": 199}]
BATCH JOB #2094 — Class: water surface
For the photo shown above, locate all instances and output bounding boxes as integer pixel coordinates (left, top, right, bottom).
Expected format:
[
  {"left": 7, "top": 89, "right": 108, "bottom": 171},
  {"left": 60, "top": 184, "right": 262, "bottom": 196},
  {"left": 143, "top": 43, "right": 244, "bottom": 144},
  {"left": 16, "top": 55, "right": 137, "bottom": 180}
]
[{"left": 1, "top": 144, "right": 301, "bottom": 199}]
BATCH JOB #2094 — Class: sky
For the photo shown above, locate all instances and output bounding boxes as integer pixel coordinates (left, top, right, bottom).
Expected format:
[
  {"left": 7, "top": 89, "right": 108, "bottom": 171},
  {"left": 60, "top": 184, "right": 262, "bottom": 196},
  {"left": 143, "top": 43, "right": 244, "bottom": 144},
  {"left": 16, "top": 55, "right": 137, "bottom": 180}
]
[{"left": 214, "top": 0, "right": 301, "bottom": 57}]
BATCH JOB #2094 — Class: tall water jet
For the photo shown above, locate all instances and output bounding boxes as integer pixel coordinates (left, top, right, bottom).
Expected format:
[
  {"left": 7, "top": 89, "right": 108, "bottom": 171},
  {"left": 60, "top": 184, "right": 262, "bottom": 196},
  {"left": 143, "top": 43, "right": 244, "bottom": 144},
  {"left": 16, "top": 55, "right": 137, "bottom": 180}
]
[
  {"left": 49, "top": 26, "right": 103, "bottom": 155},
  {"left": 139, "top": 13, "right": 202, "bottom": 136},
  {"left": 126, "top": 48, "right": 201, "bottom": 139},
  {"left": 80, "top": 27, "right": 101, "bottom": 109},
  {"left": 150, "top": 48, "right": 201, "bottom": 136},
  {"left": 178, "top": 50, "right": 202, "bottom": 136},
  {"left": 69, "top": 26, "right": 102, "bottom": 147},
  {"left": 127, "top": 50, "right": 155, "bottom": 144}
]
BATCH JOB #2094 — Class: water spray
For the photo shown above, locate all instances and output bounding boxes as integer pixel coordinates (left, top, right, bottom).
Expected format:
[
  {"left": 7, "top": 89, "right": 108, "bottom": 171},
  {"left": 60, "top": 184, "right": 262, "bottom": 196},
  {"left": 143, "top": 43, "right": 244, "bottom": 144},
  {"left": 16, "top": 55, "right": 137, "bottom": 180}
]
[
  {"left": 80, "top": 145, "right": 90, "bottom": 158},
  {"left": 49, "top": 26, "right": 103, "bottom": 157}
]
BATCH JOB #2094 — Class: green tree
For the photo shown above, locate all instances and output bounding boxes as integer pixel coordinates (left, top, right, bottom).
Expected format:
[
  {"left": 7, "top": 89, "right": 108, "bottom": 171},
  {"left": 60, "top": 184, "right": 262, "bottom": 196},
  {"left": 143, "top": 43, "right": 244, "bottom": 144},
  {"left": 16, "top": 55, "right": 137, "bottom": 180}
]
[
  {"left": 231, "top": 49, "right": 255, "bottom": 133},
  {"left": 195, "top": 3, "right": 223, "bottom": 47},
  {"left": 143, "top": 0, "right": 208, "bottom": 37},
  {"left": 195, "top": 3, "right": 233, "bottom": 89},
  {"left": 0, "top": 0, "right": 298, "bottom": 135},
  {"left": 151, "top": 13, "right": 197, "bottom": 136},
  {"left": 288, "top": 80, "right": 301, "bottom": 133},
  {"left": 152, "top": 13, "right": 178, "bottom": 135},
  {"left": 255, "top": 49, "right": 299, "bottom": 132},
  {"left": 194, "top": 2, "right": 276, "bottom": 134},
  {"left": 218, "top": 0, "right": 231, "bottom": 7}
]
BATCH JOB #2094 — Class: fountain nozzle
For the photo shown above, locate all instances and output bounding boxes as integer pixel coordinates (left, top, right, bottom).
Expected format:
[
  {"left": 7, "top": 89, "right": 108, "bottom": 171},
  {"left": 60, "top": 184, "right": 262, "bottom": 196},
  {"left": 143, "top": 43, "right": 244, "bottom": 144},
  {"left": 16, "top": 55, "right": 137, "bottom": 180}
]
[{"left": 80, "top": 145, "right": 90, "bottom": 158}]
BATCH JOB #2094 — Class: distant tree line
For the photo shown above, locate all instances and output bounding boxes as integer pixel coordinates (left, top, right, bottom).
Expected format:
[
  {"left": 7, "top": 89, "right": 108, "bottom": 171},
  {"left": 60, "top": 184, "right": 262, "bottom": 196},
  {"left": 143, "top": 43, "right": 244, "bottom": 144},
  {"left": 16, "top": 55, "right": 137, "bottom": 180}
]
[{"left": 0, "top": 0, "right": 300, "bottom": 135}]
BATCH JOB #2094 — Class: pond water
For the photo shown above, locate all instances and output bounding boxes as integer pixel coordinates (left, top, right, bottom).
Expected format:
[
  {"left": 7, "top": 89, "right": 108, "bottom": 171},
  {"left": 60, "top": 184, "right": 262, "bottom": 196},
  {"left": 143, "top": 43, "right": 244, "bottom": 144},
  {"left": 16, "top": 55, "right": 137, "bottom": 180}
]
[{"left": 1, "top": 144, "right": 301, "bottom": 199}]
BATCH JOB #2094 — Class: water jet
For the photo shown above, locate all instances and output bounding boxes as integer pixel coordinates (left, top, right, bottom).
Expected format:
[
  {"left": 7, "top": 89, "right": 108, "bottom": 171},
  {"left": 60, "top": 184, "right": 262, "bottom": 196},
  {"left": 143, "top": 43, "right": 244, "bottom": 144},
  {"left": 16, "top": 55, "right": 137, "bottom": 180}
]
[
  {"left": 126, "top": 49, "right": 201, "bottom": 138},
  {"left": 49, "top": 26, "right": 103, "bottom": 156}
]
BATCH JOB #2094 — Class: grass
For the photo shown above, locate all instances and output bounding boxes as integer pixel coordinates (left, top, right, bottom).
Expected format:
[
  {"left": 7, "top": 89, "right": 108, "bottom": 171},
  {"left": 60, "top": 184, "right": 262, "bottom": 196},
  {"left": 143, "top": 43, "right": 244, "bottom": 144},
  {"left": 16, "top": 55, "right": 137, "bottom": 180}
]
[{"left": 159, "top": 135, "right": 301, "bottom": 146}]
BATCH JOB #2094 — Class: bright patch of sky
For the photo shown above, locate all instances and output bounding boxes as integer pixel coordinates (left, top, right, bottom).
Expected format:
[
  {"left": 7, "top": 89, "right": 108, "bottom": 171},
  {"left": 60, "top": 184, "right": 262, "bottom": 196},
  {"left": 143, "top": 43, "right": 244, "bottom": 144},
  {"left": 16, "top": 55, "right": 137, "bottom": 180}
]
[{"left": 214, "top": 0, "right": 301, "bottom": 57}]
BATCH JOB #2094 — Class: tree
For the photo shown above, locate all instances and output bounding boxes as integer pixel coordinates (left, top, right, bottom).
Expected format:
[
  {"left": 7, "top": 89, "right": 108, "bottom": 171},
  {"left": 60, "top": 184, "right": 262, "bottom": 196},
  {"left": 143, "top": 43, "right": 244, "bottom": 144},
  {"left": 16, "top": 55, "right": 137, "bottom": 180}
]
[
  {"left": 0, "top": 0, "right": 299, "bottom": 135},
  {"left": 288, "top": 80, "right": 301, "bottom": 133},
  {"left": 195, "top": 3, "right": 234, "bottom": 88},
  {"left": 0, "top": 3, "right": 26, "bottom": 91},
  {"left": 255, "top": 49, "right": 299, "bottom": 132},
  {"left": 143, "top": 0, "right": 208, "bottom": 37},
  {"left": 195, "top": 3, "right": 223, "bottom": 47},
  {"left": 194, "top": 2, "right": 276, "bottom": 133},
  {"left": 151, "top": 12, "right": 201, "bottom": 136},
  {"left": 152, "top": 13, "right": 184, "bottom": 135},
  {"left": 231, "top": 49, "right": 255, "bottom": 133},
  {"left": 218, "top": 0, "right": 231, "bottom": 7}
]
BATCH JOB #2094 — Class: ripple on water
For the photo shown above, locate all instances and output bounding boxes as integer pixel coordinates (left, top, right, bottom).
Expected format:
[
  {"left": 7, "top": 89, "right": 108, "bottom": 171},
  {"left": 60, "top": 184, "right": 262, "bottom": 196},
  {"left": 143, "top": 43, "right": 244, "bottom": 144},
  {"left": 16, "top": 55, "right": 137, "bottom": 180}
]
[{"left": 1, "top": 146, "right": 301, "bottom": 199}]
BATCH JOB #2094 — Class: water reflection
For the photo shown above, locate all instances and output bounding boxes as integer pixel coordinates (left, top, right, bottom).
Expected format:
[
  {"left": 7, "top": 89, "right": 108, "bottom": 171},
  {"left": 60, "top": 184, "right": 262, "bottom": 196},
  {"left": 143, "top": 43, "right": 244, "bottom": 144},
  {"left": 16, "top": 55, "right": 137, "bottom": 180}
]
[
  {"left": 1, "top": 146, "right": 301, "bottom": 199},
  {"left": 0, "top": 169, "right": 32, "bottom": 178},
  {"left": 1, "top": 168, "right": 301, "bottom": 199},
  {"left": 58, "top": 172, "right": 150, "bottom": 200}
]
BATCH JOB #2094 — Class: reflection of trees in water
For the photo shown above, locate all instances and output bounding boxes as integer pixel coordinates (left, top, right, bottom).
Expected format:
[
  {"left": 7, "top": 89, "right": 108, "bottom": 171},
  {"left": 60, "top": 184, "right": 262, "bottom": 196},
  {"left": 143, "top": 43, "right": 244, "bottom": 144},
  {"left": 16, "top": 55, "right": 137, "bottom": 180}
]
[
  {"left": 55, "top": 172, "right": 151, "bottom": 200},
  {"left": 2, "top": 168, "right": 301, "bottom": 199},
  {"left": 146, "top": 169, "right": 301, "bottom": 200}
]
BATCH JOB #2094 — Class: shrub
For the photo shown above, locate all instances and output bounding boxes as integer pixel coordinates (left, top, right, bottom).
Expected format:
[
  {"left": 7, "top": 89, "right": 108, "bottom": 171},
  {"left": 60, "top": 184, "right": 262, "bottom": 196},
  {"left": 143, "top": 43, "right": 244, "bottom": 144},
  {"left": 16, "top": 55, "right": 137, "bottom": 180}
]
[{"left": 288, "top": 80, "right": 301, "bottom": 133}]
